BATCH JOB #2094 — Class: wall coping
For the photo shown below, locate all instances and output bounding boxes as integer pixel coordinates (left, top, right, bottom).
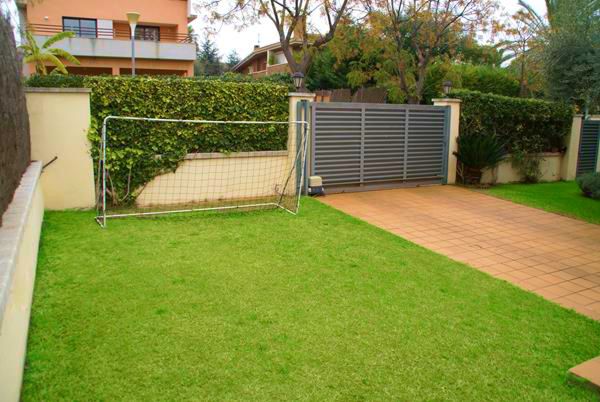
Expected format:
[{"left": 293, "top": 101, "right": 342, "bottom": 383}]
[
  {"left": 432, "top": 98, "right": 462, "bottom": 104},
  {"left": 0, "top": 161, "right": 42, "bottom": 328},
  {"left": 184, "top": 150, "right": 288, "bottom": 160},
  {"left": 288, "top": 92, "right": 316, "bottom": 97},
  {"left": 25, "top": 87, "right": 91, "bottom": 94}
]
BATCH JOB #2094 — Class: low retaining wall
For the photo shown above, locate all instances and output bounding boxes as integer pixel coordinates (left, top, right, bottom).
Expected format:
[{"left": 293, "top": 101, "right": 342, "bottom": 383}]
[
  {"left": 0, "top": 162, "right": 44, "bottom": 402},
  {"left": 481, "top": 152, "right": 563, "bottom": 184},
  {"left": 136, "top": 150, "right": 292, "bottom": 207}
]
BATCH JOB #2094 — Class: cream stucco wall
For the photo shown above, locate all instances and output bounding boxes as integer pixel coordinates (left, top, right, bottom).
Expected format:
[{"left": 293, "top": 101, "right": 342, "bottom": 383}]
[
  {"left": 26, "top": 88, "right": 96, "bottom": 210},
  {"left": 136, "top": 151, "right": 290, "bottom": 206},
  {"left": 0, "top": 162, "right": 44, "bottom": 402},
  {"left": 481, "top": 153, "right": 563, "bottom": 184}
]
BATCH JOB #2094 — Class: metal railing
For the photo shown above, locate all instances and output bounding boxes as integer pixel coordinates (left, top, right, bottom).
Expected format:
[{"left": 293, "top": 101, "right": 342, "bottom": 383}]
[{"left": 28, "top": 23, "right": 193, "bottom": 43}]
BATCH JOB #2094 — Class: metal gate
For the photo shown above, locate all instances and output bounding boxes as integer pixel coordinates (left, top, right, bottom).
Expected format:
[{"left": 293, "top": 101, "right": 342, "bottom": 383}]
[
  {"left": 577, "top": 119, "right": 600, "bottom": 176},
  {"left": 310, "top": 102, "right": 450, "bottom": 192}
]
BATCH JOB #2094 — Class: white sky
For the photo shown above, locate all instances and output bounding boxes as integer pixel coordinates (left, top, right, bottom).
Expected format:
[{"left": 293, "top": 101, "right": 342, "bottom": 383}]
[{"left": 191, "top": 0, "right": 548, "bottom": 60}]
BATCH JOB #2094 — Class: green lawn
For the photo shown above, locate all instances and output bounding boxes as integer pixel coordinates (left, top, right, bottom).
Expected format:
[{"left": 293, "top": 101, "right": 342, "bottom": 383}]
[
  {"left": 484, "top": 181, "right": 600, "bottom": 225},
  {"left": 24, "top": 199, "right": 600, "bottom": 401}
]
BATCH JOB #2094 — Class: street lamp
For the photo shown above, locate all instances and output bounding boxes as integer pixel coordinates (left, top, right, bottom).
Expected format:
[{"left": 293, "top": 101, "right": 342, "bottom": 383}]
[
  {"left": 292, "top": 72, "right": 305, "bottom": 91},
  {"left": 126, "top": 12, "right": 140, "bottom": 76},
  {"left": 442, "top": 80, "right": 453, "bottom": 97}
]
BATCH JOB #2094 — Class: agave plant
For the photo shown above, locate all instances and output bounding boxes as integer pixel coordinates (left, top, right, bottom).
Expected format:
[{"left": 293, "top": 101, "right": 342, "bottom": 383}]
[
  {"left": 20, "top": 30, "right": 80, "bottom": 75},
  {"left": 454, "top": 134, "right": 507, "bottom": 185}
]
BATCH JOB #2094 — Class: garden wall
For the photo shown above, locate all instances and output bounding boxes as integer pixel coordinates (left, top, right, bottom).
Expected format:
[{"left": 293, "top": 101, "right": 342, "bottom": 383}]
[
  {"left": 0, "top": 162, "right": 44, "bottom": 402},
  {"left": 481, "top": 153, "right": 563, "bottom": 184}
]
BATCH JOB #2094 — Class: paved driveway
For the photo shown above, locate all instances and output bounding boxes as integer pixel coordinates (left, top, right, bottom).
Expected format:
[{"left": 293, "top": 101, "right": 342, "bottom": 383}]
[{"left": 319, "top": 186, "right": 600, "bottom": 320}]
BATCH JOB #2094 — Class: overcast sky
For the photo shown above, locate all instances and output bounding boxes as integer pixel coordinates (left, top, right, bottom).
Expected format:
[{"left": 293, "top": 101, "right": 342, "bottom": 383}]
[{"left": 191, "top": 0, "right": 548, "bottom": 60}]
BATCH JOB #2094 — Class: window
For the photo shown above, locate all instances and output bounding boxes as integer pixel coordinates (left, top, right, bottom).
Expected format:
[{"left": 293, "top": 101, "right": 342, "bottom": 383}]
[
  {"left": 271, "top": 51, "right": 287, "bottom": 65},
  {"left": 63, "top": 17, "right": 97, "bottom": 38},
  {"left": 135, "top": 26, "right": 160, "bottom": 41}
]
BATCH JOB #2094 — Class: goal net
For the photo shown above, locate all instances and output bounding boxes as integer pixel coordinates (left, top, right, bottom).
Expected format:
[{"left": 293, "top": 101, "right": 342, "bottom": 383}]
[{"left": 95, "top": 116, "right": 309, "bottom": 227}]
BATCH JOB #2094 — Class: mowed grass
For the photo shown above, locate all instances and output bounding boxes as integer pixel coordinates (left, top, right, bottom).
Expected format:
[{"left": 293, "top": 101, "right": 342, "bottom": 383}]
[
  {"left": 23, "top": 198, "right": 600, "bottom": 401},
  {"left": 485, "top": 181, "right": 600, "bottom": 225}
]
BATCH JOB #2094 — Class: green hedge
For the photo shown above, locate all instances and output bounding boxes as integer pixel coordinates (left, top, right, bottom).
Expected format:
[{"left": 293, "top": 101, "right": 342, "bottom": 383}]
[
  {"left": 27, "top": 75, "right": 290, "bottom": 205},
  {"left": 24, "top": 71, "right": 294, "bottom": 89},
  {"left": 450, "top": 89, "right": 574, "bottom": 151}
]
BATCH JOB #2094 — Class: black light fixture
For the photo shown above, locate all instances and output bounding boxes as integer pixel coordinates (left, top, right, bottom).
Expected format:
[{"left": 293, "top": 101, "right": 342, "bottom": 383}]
[
  {"left": 292, "top": 72, "right": 305, "bottom": 91},
  {"left": 443, "top": 80, "right": 453, "bottom": 97}
]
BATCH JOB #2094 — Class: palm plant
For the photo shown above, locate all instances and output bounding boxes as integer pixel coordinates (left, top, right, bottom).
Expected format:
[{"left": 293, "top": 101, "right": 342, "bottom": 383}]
[
  {"left": 20, "top": 30, "right": 80, "bottom": 75},
  {"left": 454, "top": 134, "right": 507, "bottom": 185}
]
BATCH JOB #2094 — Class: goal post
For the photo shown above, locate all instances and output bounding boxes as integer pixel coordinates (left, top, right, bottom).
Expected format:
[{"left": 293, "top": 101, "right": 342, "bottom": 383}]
[{"left": 95, "top": 115, "right": 309, "bottom": 227}]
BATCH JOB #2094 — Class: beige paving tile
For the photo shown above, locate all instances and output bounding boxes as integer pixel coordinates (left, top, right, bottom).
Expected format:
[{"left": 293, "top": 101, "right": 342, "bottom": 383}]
[{"left": 320, "top": 185, "right": 600, "bottom": 321}]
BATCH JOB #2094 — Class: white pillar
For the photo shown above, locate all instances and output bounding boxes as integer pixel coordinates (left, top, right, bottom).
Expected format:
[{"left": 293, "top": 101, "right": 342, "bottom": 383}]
[{"left": 432, "top": 98, "right": 461, "bottom": 185}]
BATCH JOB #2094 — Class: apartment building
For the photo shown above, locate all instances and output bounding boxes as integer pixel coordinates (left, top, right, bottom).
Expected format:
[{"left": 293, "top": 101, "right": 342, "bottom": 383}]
[{"left": 18, "top": 0, "right": 196, "bottom": 76}]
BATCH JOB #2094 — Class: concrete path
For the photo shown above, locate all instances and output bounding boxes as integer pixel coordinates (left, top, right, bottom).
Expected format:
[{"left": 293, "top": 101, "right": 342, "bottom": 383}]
[{"left": 319, "top": 186, "right": 600, "bottom": 321}]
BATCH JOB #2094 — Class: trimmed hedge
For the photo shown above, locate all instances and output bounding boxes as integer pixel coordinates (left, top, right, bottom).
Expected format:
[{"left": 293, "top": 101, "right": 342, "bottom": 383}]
[
  {"left": 24, "top": 75, "right": 290, "bottom": 205},
  {"left": 450, "top": 89, "right": 574, "bottom": 151},
  {"left": 24, "top": 71, "right": 294, "bottom": 89}
]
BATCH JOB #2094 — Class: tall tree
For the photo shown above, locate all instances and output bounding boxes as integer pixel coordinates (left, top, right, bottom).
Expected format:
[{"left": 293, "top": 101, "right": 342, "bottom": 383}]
[
  {"left": 543, "top": 0, "right": 600, "bottom": 113},
  {"left": 197, "top": 38, "right": 222, "bottom": 75},
  {"left": 363, "top": 0, "right": 497, "bottom": 103},
  {"left": 197, "top": 0, "right": 352, "bottom": 85}
]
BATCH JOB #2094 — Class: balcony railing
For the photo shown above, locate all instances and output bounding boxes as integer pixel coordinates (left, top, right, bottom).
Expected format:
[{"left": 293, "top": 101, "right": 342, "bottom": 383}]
[{"left": 28, "top": 23, "right": 193, "bottom": 43}]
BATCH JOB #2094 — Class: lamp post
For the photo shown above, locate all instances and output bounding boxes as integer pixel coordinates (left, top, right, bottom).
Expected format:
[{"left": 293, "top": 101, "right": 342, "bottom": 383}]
[
  {"left": 126, "top": 12, "right": 140, "bottom": 76},
  {"left": 442, "top": 80, "right": 453, "bottom": 97},
  {"left": 292, "top": 72, "right": 305, "bottom": 92}
]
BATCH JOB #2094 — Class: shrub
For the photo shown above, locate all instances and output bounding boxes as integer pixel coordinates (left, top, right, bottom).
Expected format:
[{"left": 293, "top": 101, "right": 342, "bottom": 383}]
[
  {"left": 24, "top": 73, "right": 85, "bottom": 88},
  {"left": 24, "top": 71, "right": 295, "bottom": 90},
  {"left": 454, "top": 134, "right": 507, "bottom": 184},
  {"left": 454, "top": 64, "right": 520, "bottom": 98},
  {"left": 450, "top": 89, "right": 574, "bottom": 152},
  {"left": 577, "top": 172, "right": 600, "bottom": 199}
]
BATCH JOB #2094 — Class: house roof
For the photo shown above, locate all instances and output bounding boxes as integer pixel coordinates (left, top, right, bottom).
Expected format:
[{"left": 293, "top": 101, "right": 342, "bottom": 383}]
[{"left": 232, "top": 40, "right": 304, "bottom": 72}]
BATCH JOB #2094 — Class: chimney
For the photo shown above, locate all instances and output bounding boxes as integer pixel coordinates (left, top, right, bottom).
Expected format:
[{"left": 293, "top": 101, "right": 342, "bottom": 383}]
[{"left": 254, "top": 44, "right": 260, "bottom": 50}]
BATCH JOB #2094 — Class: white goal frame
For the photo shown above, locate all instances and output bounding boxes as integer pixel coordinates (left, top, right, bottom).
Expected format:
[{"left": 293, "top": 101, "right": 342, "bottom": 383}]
[{"left": 95, "top": 115, "right": 309, "bottom": 228}]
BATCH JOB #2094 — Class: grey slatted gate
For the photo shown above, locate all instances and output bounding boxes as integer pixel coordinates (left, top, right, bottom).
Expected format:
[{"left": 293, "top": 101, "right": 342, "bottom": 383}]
[
  {"left": 577, "top": 119, "right": 600, "bottom": 176},
  {"left": 310, "top": 102, "right": 450, "bottom": 192}
]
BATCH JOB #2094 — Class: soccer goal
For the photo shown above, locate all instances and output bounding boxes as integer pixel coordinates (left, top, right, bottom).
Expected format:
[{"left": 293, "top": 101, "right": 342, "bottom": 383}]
[{"left": 95, "top": 115, "right": 309, "bottom": 227}]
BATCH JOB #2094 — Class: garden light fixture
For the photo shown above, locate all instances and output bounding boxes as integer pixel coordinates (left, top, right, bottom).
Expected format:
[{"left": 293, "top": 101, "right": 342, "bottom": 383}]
[
  {"left": 443, "top": 80, "right": 453, "bottom": 97},
  {"left": 126, "top": 12, "right": 140, "bottom": 76},
  {"left": 292, "top": 72, "right": 305, "bottom": 91}
]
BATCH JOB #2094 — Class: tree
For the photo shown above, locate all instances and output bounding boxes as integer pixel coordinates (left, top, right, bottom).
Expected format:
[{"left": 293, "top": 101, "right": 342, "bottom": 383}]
[
  {"left": 362, "top": 0, "right": 497, "bottom": 104},
  {"left": 225, "top": 50, "right": 240, "bottom": 70},
  {"left": 197, "top": 0, "right": 352, "bottom": 86},
  {"left": 197, "top": 38, "right": 222, "bottom": 75},
  {"left": 543, "top": 0, "right": 600, "bottom": 113},
  {"left": 19, "top": 30, "right": 79, "bottom": 75}
]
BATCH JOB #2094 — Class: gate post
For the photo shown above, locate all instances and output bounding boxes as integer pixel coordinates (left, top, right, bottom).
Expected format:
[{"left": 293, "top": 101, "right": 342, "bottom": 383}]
[
  {"left": 288, "top": 92, "right": 316, "bottom": 193},
  {"left": 561, "top": 114, "right": 583, "bottom": 180},
  {"left": 433, "top": 98, "right": 461, "bottom": 185}
]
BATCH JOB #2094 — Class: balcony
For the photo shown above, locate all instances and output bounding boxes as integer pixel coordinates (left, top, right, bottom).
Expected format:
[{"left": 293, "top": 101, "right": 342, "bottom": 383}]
[{"left": 29, "top": 24, "right": 196, "bottom": 61}]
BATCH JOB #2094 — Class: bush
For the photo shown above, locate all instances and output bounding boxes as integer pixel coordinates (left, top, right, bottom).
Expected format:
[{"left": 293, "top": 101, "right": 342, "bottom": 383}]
[
  {"left": 24, "top": 73, "right": 85, "bottom": 88},
  {"left": 577, "top": 172, "right": 600, "bottom": 199},
  {"left": 454, "top": 64, "right": 520, "bottom": 98},
  {"left": 454, "top": 134, "right": 507, "bottom": 184},
  {"left": 24, "top": 71, "right": 295, "bottom": 90},
  {"left": 450, "top": 89, "right": 574, "bottom": 152}
]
